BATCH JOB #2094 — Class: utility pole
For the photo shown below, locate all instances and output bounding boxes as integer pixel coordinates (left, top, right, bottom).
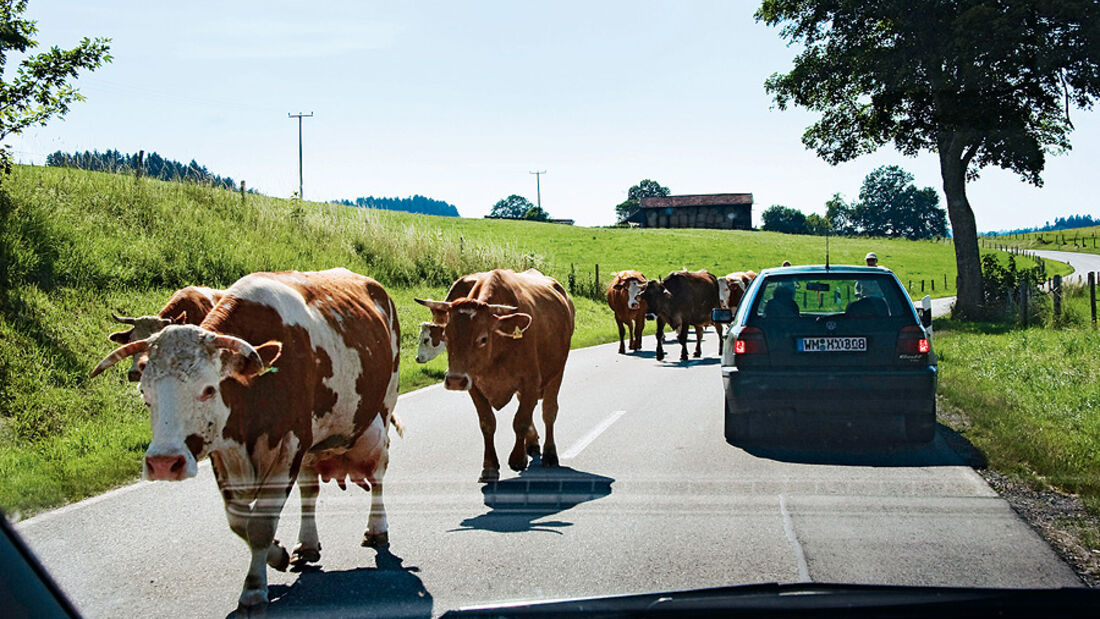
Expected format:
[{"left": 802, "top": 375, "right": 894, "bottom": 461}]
[
  {"left": 529, "top": 170, "right": 546, "bottom": 211},
  {"left": 288, "top": 112, "right": 314, "bottom": 199}
]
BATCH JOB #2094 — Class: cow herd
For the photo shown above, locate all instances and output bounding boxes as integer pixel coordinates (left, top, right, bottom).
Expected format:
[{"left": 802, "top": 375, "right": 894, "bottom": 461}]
[
  {"left": 89, "top": 265, "right": 751, "bottom": 609},
  {"left": 606, "top": 268, "right": 757, "bottom": 361}
]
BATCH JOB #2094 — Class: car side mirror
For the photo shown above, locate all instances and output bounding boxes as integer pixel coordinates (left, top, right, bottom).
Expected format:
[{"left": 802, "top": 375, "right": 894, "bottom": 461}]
[{"left": 712, "top": 308, "right": 734, "bottom": 324}]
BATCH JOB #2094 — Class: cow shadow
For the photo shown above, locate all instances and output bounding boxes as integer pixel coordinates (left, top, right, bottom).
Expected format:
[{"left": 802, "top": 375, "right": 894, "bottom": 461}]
[
  {"left": 450, "top": 460, "right": 614, "bottom": 534},
  {"left": 734, "top": 419, "right": 987, "bottom": 468},
  {"left": 238, "top": 547, "right": 433, "bottom": 618}
]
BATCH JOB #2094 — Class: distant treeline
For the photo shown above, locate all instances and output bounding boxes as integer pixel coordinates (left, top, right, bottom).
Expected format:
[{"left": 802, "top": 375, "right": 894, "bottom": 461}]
[
  {"left": 333, "top": 195, "right": 460, "bottom": 217},
  {"left": 45, "top": 149, "right": 238, "bottom": 189},
  {"left": 990, "top": 214, "right": 1099, "bottom": 236}
]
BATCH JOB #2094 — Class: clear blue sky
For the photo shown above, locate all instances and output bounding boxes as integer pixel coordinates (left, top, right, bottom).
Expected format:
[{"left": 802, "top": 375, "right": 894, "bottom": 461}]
[{"left": 10, "top": 0, "right": 1099, "bottom": 230}]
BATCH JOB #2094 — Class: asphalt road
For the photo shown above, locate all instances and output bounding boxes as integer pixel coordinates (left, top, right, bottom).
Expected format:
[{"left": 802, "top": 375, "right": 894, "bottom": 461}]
[
  {"left": 17, "top": 317, "right": 1082, "bottom": 617},
  {"left": 1031, "top": 248, "right": 1100, "bottom": 282}
]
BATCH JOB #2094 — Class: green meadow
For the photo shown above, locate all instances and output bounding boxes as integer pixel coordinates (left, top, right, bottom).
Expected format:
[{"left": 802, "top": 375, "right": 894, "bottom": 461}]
[{"left": 0, "top": 164, "right": 1070, "bottom": 516}]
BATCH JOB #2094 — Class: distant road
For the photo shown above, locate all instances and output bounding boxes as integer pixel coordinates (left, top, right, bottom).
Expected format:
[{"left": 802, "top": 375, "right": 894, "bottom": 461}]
[
  {"left": 18, "top": 333, "right": 1079, "bottom": 616},
  {"left": 1031, "top": 249, "right": 1100, "bottom": 282}
]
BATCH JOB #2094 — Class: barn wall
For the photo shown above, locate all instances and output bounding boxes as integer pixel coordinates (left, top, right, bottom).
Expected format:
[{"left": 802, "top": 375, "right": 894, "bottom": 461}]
[{"left": 635, "top": 204, "right": 753, "bottom": 230}]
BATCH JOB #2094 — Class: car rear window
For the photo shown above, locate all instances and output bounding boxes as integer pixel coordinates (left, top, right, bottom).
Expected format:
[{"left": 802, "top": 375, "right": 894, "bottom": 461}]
[{"left": 750, "top": 274, "right": 910, "bottom": 319}]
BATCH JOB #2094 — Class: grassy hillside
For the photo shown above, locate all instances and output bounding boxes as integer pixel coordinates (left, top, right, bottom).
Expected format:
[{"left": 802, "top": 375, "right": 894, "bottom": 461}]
[
  {"left": 0, "top": 164, "right": 1064, "bottom": 517},
  {"left": 990, "top": 226, "right": 1100, "bottom": 256}
]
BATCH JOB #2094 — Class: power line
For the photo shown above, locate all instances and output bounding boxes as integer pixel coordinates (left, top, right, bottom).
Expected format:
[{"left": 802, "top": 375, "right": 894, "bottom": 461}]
[
  {"left": 288, "top": 112, "right": 314, "bottom": 199},
  {"left": 529, "top": 170, "right": 546, "bottom": 211}
]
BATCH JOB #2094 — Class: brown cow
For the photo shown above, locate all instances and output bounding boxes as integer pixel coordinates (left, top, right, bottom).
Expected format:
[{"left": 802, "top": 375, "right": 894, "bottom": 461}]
[
  {"left": 108, "top": 286, "right": 225, "bottom": 381},
  {"left": 607, "top": 270, "right": 647, "bottom": 354},
  {"left": 415, "top": 272, "right": 484, "bottom": 364},
  {"left": 638, "top": 269, "right": 720, "bottom": 361},
  {"left": 91, "top": 269, "right": 401, "bottom": 609},
  {"left": 718, "top": 271, "right": 757, "bottom": 311},
  {"left": 416, "top": 268, "right": 574, "bottom": 482}
]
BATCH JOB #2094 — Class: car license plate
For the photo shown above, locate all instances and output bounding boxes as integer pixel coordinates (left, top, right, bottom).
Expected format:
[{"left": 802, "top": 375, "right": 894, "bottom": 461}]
[{"left": 798, "top": 336, "right": 867, "bottom": 352}]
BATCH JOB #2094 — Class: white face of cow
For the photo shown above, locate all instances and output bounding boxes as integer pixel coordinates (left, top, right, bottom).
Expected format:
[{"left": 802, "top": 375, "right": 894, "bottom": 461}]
[
  {"left": 137, "top": 325, "right": 238, "bottom": 481},
  {"left": 718, "top": 279, "right": 731, "bottom": 309},
  {"left": 626, "top": 279, "right": 644, "bottom": 310},
  {"left": 415, "top": 322, "right": 446, "bottom": 364}
]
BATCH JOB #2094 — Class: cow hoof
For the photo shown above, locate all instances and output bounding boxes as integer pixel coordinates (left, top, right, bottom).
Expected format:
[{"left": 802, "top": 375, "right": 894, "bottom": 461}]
[
  {"left": 361, "top": 530, "right": 389, "bottom": 548},
  {"left": 479, "top": 467, "right": 500, "bottom": 483},
  {"left": 693, "top": 351, "right": 701, "bottom": 358},
  {"left": 618, "top": 347, "right": 626, "bottom": 355},
  {"left": 290, "top": 544, "right": 321, "bottom": 567},
  {"left": 238, "top": 588, "right": 269, "bottom": 610},
  {"left": 267, "top": 541, "right": 290, "bottom": 572},
  {"left": 508, "top": 452, "right": 528, "bottom": 472},
  {"left": 656, "top": 352, "right": 665, "bottom": 361},
  {"left": 541, "top": 451, "right": 559, "bottom": 468},
  {"left": 526, "top": 442, "right": 541, "bottom": 457}
]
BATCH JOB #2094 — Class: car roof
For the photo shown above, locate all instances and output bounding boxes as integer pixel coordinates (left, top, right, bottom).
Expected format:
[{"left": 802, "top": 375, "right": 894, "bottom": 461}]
[{"left": 758, "top": 264, "right": 894, "bottom": 276}]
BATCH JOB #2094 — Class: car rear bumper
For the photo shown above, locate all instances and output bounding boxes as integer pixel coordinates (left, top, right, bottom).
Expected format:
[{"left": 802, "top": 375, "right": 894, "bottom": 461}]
[{"left": 722, "top": 365, "right": 937, "bottom": 416}]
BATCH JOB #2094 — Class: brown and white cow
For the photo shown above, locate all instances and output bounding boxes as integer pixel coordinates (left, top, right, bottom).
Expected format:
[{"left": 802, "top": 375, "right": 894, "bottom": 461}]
[
  {"left": 415, "top": 272, "right": 483, "bottom": 364},
  {"left": 638, "top": 269, "right": 720, "bottom": 361},
  {"left": 415, "top": 268, "right": 574, "bottom": 482},
  {"left": 607, "top": 270, "right": 647, "bottom": 354},
  {"left": 91, "top": 269, "right": 400, "bottom": 609},
  {"left": 717, "top": 271, "right": 757, "bottom": 311},
  {"left": 108, "top": 286, "right": 225, "bottom": 382}
]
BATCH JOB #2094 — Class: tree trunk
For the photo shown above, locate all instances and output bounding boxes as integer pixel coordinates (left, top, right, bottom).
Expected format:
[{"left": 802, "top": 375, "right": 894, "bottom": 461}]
[{"left": 938, "top": 136, "right": 983, "bottom": 318}]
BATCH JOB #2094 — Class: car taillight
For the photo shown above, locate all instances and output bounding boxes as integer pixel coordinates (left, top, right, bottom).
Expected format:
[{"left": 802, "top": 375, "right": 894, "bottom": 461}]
[
  {"left": 896, "top": 325, "right": 929, "bottom": 355},
  {"left": 734, "top": 326, "right": 768, "bottom": 355}
]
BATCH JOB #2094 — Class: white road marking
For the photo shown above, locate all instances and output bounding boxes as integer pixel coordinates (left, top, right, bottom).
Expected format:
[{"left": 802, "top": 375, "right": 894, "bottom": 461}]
[
  {"left": 561, "top": 410, "right": 625, "bottom": 460},
  {"left": 779, "top": 494, "right": 811, "bottom": 582}
]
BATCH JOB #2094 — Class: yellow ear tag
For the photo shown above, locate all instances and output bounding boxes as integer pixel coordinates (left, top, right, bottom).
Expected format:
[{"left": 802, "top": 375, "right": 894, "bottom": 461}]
[{"left": 511, "top": 326, "right": 524, "bottom": 339}]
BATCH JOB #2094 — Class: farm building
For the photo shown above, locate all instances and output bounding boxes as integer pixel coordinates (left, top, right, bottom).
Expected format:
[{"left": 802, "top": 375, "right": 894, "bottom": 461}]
[{"left": 624, "top": 193, "right": 753, "bottom": 230}]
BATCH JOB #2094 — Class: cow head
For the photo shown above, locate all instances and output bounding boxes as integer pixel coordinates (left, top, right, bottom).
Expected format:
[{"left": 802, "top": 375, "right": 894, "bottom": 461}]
[
  {"left": 415, "top": 297, "right": 531, "bottom": 391},
  {"left": 91, "top": 324, "right": 282, "bottom": 481},
  {"left": 415, "top": 322, "right": 447, "bottom": 363},
  {"left": 108, "top": 312, "right": 188, "bottom": 382},
  {"left": 638, "top": 279, "right": 671, "bottom": 315}
]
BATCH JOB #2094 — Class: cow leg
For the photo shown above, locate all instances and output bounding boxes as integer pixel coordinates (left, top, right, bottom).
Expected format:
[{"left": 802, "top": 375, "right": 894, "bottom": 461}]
[
  {"left": 694, "top": 324, "right": 704, "bottom": 358},
  {"left": 655, "top": 317, "right": 666, "bottom": 360},
  {"left": 540, "top": 374, "right": 563, "bottom": 467},
  {"left": 716, "top": 322, "right": 724, "bottom": 355},
  {"left": 632, "top": 316, "right": 645, "bottom": 350},
  {"left": 616, "top": 319, "right": 627, "bottom": 354},
  {"left": 678, "top": 322, "right": 690, "bottom": 361},
  {"left": 290, "top": 465, "right": 322, "bottom": 566},
  {"left": 469, "top": 387, "right": 500, "bottom": 482},
  {"left": 508, "top": 392, "right": 539, "bottom": 472},
  {"left": 362, "top": 447, "right": 390, "bottom": 548},
  {"left": 225, "top": 486, "right": 293, "bottom": 608}
]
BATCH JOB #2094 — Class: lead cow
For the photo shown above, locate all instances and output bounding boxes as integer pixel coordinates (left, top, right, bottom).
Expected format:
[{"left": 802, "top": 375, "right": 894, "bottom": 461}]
[
  {"left": 91, "top": 268, "right": 401, "bottom": 609},
  {"left": 416, "top": 268, "right": 574, "bottom": 482}
]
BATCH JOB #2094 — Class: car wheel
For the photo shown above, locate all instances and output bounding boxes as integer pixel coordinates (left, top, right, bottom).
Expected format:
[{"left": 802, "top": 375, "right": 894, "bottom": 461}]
[
  {"left": 725, "top": 401, "right": 750, "bottom": 443},
  {"left": 905, "top": 402, "right": 936, "bottom": 443}
]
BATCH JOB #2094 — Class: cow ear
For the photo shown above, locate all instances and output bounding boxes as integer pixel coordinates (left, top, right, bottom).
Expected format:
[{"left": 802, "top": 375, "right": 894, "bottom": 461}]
[
  {"left": 171, "top": 311, "right": 188, "bottom": 325},
  {"left": 223, "top": 341, "right": 283, "bottom": 384},
  {"left": 109, "top": 330, "right": 132, "bottom": 344},
  {"left": 493, "top": 313, "right": 532, "bottom": 340}
]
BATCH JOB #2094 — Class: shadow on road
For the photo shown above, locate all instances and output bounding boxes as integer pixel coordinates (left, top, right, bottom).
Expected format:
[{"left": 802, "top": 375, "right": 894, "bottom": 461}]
[
  {"left": 244, "top": 547, "right": 432, "bottom": 618},
  {"left": 735, "top": 421, "right": 987, "bottom": 468},
  {"left": 450, "top": 460, "right": 614, "bottom": 534}
]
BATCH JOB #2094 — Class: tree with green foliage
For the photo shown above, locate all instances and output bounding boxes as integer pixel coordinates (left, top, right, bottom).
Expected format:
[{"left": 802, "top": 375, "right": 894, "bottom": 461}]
[
  {"left": 761, "top": 204, "right": 807, "bottom": 234},
  {"left": 489, "top": 194, "right": 534, "bottom": 219},
  {"left": 756, "top": 0, "right": 1100, "bottom": 318},
  {"left": 805, "top": 213, "right": 832, "bottom": 236},
  {"left": 616, "top": 178, "right": 670, "bottom": 221},
  {"left": 824, "top": 193, "right": 854, "bottom": 235},
  {"left": 523, "top": 205, "right": 551, "bottom": 221},
  {"left": 849, "top": 166, "right": 947, "bottom": 240},
  {"left": 0, "top": 1, "right": 111, "bottom": 177}
]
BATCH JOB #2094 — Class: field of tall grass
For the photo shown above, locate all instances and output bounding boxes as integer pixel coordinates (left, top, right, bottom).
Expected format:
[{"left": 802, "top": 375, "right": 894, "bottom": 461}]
[{"left": 0, "top": 164, "right": 1068, "bottom": 517}]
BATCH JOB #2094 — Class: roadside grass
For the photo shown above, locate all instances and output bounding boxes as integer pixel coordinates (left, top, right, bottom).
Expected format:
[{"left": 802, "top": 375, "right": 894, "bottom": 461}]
[
  {"left": 936, "top": 285, "right": 1100, "bottom": 517},
  {"left": 991, "top": 225, "right": 1100, "bottom": 256},
  {"left": 0, "top": 164, "right": 1071, "bottom": 517}
]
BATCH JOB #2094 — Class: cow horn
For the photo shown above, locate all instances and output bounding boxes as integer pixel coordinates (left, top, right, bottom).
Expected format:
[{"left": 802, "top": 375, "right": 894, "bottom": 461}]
[
  {"left": 90, "top": 340, "right": 149, "bottom": 378},
  {"left": 487, "top": 304, "right": 519, "bottom": 314},
  {"left": 415, "top": 298, "right": 452, "bottom": 312},
  {"left": 213, "top": 335, "right": 264, "bottom": 369},
  {"left": 111, "top": 312, "right": 138, "bottom": 325}
]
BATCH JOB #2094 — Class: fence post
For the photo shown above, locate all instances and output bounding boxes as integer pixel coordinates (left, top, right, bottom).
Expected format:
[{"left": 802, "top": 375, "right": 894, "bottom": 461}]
[
  {"left": 1020, "top": 284, "right": 1028, "bottom": 327},
  {"left": 931, "top": 279, "right": 935, "bottom": 292},
  {"left": 569, "top": 263, "right": 576, "bottom": 295},
  {"left": 240, "top": 180, "right": 246, "bottom": 205},
  {"left": 921, "top": 280, "right": 925, "bottom": 292},
  {"left": 1053, "top": 274, "right": 1062, "bottom": 317},
  {"left": 594, "top": 264, "right": 600, "bottom": 293},
  {"left": 908, "top": 279, "right": 912, "bottom": 292},
  {"left": 1090, "top": 272, "right": 1097, "bottom": 325},
  {"left": 944, "top": 273, "right": 948, "bottom": 289},
  {"left": 135, "top": 149, "right": 145, "bottom": 179}
]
